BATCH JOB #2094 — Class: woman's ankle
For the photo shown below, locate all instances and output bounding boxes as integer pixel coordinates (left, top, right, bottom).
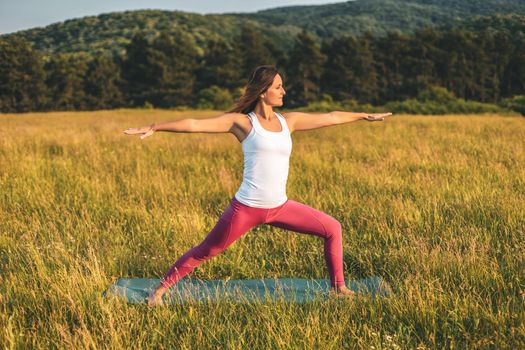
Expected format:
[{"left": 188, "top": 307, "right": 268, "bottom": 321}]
[
  {"left": 152, "top": 284, "right": 169, "bottom": 297},
  {"left": 332, "top": 284, "right": 347, "bottom": 291}
]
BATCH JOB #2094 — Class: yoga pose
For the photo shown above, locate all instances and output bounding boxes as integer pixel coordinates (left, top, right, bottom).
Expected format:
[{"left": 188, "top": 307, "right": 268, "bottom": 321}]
[{"left": 124, "top": 65, "right": 392, "bottom": 305}]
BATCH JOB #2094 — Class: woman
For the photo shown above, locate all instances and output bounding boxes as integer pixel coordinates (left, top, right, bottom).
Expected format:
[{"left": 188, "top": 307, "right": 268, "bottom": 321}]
[{"left": 124, "top": 65, "right": 392, "bottom": 305}]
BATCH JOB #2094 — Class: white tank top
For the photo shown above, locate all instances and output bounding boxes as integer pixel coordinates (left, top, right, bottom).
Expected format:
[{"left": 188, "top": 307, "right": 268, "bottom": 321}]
[{"left": 234, "top": 111, "right": 292, "bottom": 208}]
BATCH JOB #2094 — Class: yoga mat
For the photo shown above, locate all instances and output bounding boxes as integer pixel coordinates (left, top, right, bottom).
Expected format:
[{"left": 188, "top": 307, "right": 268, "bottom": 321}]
[{"left": 103, "top": 276, "right": 392, "bottom": 304}]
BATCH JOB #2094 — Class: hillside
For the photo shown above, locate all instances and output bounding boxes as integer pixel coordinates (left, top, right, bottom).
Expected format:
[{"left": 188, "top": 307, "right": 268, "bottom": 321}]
[
  {"left": 1, "top": 0, "right": 525, "bottom": 58},
  {"left": 1, "top": 10, "right": 300, "bottom": 58},
  {"left": 239, "top": 0, "right": 525, "bottom": 37}
]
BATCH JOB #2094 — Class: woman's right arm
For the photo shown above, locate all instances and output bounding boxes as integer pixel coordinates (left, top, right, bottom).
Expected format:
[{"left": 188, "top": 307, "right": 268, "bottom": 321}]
[{"left": 124, "top": 113, "right": 243, "bottom": 139}]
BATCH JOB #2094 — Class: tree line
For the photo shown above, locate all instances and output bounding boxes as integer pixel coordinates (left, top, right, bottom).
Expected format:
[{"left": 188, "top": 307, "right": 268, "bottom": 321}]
[{"left": 1, "top": 24, "right": 524, "bottom": 113}]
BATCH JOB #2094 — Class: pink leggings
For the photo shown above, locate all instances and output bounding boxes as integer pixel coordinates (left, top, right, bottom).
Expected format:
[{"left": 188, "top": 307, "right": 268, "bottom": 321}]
[{"left": 160, "top": 196, "right": 346, "bottom": 289}]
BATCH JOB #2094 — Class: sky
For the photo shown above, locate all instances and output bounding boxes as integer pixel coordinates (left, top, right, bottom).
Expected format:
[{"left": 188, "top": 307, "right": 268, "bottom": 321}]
[{"left": 0, "top": 0, "right": 348, "bottom": 34}]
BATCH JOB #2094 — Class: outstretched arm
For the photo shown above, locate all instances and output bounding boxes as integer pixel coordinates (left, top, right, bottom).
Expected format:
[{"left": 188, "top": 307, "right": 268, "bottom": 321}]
[
  {"left": 283, "top": 111, "right": 393, "bottom": 133},
  {"left": 123, "top": 113, "right": 243, "bottom": 139}
]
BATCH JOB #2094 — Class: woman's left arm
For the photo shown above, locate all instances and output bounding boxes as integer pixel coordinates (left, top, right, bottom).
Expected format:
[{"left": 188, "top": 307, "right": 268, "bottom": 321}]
[{"left": 282, "top": 111, "right": 393, "bottom": 133}]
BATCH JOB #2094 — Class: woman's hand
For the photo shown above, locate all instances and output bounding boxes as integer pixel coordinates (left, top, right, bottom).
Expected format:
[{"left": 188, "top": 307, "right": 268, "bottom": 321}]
[
  {"left": 364, "top": 113, "right": 393, "bottom": 121},
  {"left": 123, "top": 124, "right": 156, "bottom": 140}
]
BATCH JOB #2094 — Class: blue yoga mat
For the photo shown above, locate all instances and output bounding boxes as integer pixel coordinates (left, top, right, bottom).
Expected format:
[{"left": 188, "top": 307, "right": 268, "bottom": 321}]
[{"left": 103, "top": 276, "right": 392, "bottom": 304}]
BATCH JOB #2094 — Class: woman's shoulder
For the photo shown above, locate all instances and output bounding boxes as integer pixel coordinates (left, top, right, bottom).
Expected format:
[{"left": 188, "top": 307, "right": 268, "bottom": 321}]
[
  {"left": 220, "top": 112, "right": 249, "bottom": 124},
  {"left": 276, "top": 111, "right": 292, "bottom": 119},
  {"left": 229, "top": 112, "right": 252, "bottom": 132},
  {"left": 229, "top": 112, "right": 251, "bottom": 123}
]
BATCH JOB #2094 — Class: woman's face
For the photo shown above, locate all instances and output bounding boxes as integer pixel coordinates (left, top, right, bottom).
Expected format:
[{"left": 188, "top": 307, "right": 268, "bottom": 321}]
[{"left": 261, "top": 74, "right": 286, "bottom": 107}]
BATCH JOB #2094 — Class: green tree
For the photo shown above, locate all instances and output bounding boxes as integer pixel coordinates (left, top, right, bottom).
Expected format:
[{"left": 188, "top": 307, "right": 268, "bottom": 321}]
[
  {"left": 44, "top": 53, "right": 89, "bottom": 110},
  {"left": 150, "top": 30, "right": 199, "bottom": 108},
  {"left": 374, "top": 31, "right": 412, "bottom": 103},
  {"left": 321, "top": 34, "right": 378, "bottom": 104},
  {"left": 234, "top": 25, "right": 276, "bottom": 83},
  {"left": 84, "top": 54, "right": 124, "bottom": 109},
  {"left": 285, "top": 30, "right": 326, "bottom": 107},
  {"left": 404, "top": 28, "right": 442, "bottom": 100},
  {"left": 504, "top": 32, "right": 525, "bottom": 97},
  {"left": 120, "top": 32, "right": 157, "bottom": 107},
  {"left": 196, "top": 38, "right": 242, "bottom": 91},
  {"left": 492, "top": 30, "right": 515, "bottom": 100},
  {"left": 438, "top": 29, "right": 477, "bottom": 100},
  {"left": 0, "top": 36, "right": 46, "bottom": 112}
]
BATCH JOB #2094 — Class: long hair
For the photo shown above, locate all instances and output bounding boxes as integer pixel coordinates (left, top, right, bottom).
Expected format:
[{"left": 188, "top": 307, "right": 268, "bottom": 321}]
[{"left": 228, "top": 65, "right": 280, "bottom": 114}]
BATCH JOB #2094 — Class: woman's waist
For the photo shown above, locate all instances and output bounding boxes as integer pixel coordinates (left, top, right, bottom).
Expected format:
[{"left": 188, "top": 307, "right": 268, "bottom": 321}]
[
  {"left": 242, "top": 163, "right": 290, "bottom": 177},
  {"left": 237, "top": 177, "right": 288, "bottom": 191},
  {"left": 233, "top": 190, "right": 288, "bottom": 209}
]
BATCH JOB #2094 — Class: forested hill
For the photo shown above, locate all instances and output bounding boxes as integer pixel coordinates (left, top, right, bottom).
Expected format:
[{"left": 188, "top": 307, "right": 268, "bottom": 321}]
[
  {"left": 234, "top": 0, "right": 525, "bottom": 37},
  {"left": 2, "top": 0, "right": 525, "bottom": 57}
]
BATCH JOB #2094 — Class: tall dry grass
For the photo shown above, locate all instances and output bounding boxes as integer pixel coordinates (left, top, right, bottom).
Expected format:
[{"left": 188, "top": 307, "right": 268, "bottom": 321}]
[{"left": 0, "top": 109, "right": 524, "bottom": 349}]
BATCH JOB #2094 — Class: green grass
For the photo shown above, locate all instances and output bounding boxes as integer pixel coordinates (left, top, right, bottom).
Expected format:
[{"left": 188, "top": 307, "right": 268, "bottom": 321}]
[{"left": 1, "top": 109, "right": 524, "bottom": 349}]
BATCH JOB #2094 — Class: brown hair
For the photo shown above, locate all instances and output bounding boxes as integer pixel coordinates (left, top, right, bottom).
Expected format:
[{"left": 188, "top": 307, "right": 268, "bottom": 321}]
[{"left": 228, "top": 65, "right": 280, "bottom": 114}]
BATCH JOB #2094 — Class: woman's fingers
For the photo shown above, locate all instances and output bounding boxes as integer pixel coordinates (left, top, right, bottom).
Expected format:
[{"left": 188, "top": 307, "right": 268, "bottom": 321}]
[
  {"left": 123, "top": 125, "right": 156, "bottom": 140},
  {"left": 366, "top": 112, "right": 393, "bottom": 121},
  {"left": 140, "top": 130, "right": 155, "bottom": 140},
  {"left": 123, "top": 126, "right": 151, "bottom": 135},
  {"left": 123, "top": 128, "right": 142, "bottom": 135}
]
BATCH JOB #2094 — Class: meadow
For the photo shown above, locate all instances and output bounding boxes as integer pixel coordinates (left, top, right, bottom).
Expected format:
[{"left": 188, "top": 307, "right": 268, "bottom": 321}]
[{"left": 0, "top": 109, "right": 524, "bottom": 349}]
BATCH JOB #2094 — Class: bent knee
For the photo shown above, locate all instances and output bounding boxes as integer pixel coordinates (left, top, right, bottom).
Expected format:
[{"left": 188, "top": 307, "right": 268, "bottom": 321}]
[{"left": 325, "top": 217, "right": 342, "bottom": 237}]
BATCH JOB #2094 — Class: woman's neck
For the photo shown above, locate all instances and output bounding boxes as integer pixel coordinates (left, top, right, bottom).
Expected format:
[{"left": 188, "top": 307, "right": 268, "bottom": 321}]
[{"left": 253, "top": 104, "right": 275, "bottom": 121}]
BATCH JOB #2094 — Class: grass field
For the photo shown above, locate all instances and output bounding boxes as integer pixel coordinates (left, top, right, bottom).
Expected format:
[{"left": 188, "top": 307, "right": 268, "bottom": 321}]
[{"left": 1, "top": 109, "right": 524, "bottom": 349}]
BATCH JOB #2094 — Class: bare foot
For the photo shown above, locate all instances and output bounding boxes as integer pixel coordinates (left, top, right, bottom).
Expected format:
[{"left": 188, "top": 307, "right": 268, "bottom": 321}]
[
  {"left": 147, "top": 293, "right": 164, "bottom": 306},
  {"left": 329, "top": 285, "right": 356, "bottom": 299},
  {"left": 147, "top": 285, "right": 169, "bottom": 306}
]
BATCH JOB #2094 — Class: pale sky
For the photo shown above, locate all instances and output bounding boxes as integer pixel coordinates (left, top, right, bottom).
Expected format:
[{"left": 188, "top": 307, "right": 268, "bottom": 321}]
[{"left": 0, "top": 0, "right": 349, "bottom": 34}]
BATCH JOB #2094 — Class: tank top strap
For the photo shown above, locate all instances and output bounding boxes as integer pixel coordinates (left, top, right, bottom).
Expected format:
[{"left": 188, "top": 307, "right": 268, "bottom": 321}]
[
  {"left": 247, "top": 111, "right": 256, "bottom": 124},
  {"left": 275, "top": 112, "right": 290, "bottom": 133},
  {"left": 247, "top": 112, "right": 261, "bottom": 132}
]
